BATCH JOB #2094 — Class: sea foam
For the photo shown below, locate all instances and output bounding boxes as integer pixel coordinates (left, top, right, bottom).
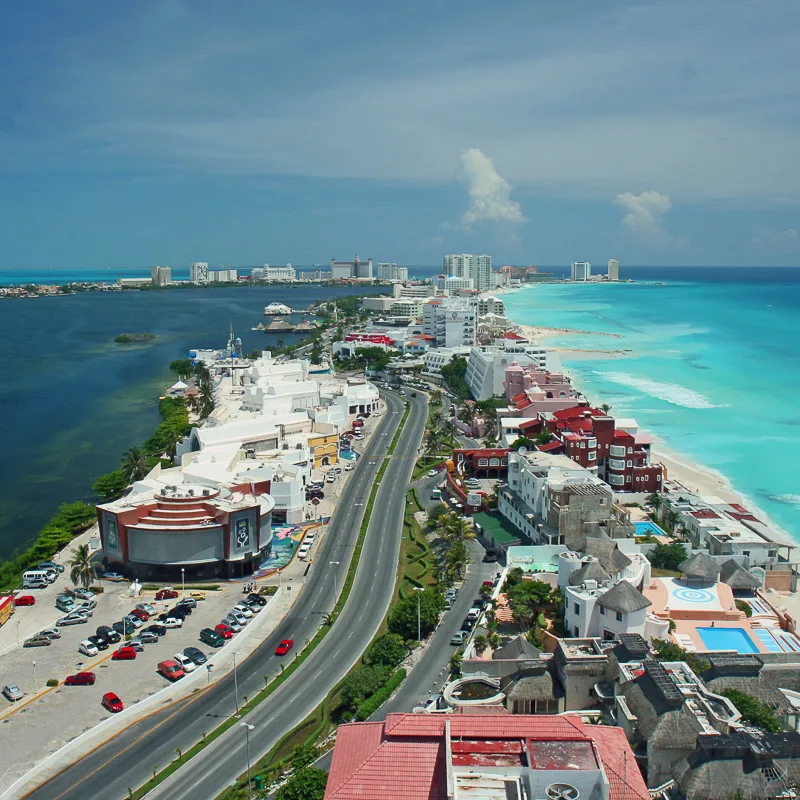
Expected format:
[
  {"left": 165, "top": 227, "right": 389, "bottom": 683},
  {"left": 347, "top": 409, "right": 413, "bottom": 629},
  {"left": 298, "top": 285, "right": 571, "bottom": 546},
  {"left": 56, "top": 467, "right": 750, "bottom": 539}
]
[{"left": 596, "top": 372, "right": 720, "bottom": 409}]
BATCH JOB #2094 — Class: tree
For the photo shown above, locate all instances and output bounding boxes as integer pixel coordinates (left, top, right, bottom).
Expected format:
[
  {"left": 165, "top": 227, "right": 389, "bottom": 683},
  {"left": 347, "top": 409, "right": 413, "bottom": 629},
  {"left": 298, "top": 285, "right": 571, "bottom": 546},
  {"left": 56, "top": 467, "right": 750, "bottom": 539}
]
[
  {"left": 199, "top": 379, "right": 215, "bottom": 419},
  {"left": 510, "top": 436, "right": 535, "bottom": 451},
  {"left": 169, "top": 358, "right": 193, "bottom": 377},
  {"left": 365, "top": 634, "right": 407, "bottom": 668},
  {"left": 506, "top": 580, "right": 553, "bottom": 625},
  {"left": 341, "top": 665, "right": 390, "bottom": 706},
  {"left": 69, "top": 543, "right": 97, "bottom": 589},
  {"left": 290, "top": 744, "right": 321, "bottom": 770},
  {"left": 535, "top": 429, "right": 552, "bottom": 445},
  {"left": 424, "top": 427, "right": 443, "bottom": 460},
  {"left": 445, "top": 539, "right": 470, "bottom": 581},
  {"left": 652, "top": 639, "right": 709, "bottom": 675},
  {"left": 92, "top": 469, "right": 130, "bottom": 500},
  {"left": 722, "top": 690, "right": 783, "bottom": 733},
  {"left": 473, "top": 634, "right": 488, "bottom": 654},
  {"left": 649, "top": 542, "right": 688, "bottom": 571},
  {"left": 275, "top": 767, "right": 328, "bottom": 800},
  {"left": 388, "top": 589, "right": 444, "bottom": 640},
  {"left": 600, "top": 403, "right": 612, "bottom": 414},
  {"left": 440, "top": 356, "right": 471, "bottom": 400},
  {"left": 309, "top": 341, "right": 324, "bottom": 364},
  {"left": 121, "top": 446, "right": 149, "bottom": 483}
]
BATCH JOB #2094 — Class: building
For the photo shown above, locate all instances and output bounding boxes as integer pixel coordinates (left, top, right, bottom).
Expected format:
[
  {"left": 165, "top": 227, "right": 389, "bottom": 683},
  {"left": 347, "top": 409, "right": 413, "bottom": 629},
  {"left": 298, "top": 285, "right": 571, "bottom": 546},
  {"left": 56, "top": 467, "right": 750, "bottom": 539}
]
[
  {"left": 117, "top": 277, "right": 151, "bottom": 288},
  {"left": 444, "top": 253, "right": 493, "bottom": 291},
  {"left": 391, "top": 282, "right": 436, "bottom": 299},
  {"left": 376, "top": 262, "right": 408, "bottom": 281},
  {"left": 209, "top": 269, "right": 238, "bottom": 282},
  {"left": 571, "top": 261, "right": 591, "bottom": 282},
  {"left": 422, "top": 298, "right": 477, "bottom": 347},
  {"left": 252, "top": 264, "right": 296, "bottom": 281},
  {"left": 331, "top": 255, "right": 373, "bottom": 280},
  {"left": 97, "top": 482, "right": 275, "bottom": 581},
  {"left": 434, "top": 274, "right": 475, "bottom": 293},
  {"left": 189, "top": 262, "right": 209, "bottom": 284},
  {"left": 503, "top": 363, "right": 583, "bottom": 417},
  {"left": 360, "top": 296, "right": 396, "bottom": 313},
  {"left": 607, "top": 259, "right": 620, "bottom": 281},
  {"left": 423, "top": 345, "right": 472, "bottom": 374},
  {"left": 150, "top": 265, "right": 172, "bottom": 286},
  {"left": 465, "top": 342, "right": 552, "bottom": 400},
  {"left": 324, "top": 712, "right": 650, "bottom": 800}
]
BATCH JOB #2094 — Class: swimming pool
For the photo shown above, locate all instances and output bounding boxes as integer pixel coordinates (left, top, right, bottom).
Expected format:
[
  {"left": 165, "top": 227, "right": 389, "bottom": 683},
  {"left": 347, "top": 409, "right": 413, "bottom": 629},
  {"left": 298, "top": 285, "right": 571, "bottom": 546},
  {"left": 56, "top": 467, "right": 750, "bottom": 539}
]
[
  {"left": 697, "top": 626, "right": 759, "bottom": 654},
  {"left": 635, "top": 521, "right": 667, "bottom": 537}
]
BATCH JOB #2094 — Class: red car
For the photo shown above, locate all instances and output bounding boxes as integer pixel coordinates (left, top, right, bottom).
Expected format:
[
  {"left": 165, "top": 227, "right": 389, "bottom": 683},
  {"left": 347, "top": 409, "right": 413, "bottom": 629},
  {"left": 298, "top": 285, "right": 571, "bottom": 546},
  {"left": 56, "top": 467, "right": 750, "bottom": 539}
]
[
  {"left": 214, "top": 623, "right": 233, "bottom": 640},
  {"left": 65, "top": 672, "right": 96, "bottom": 686},
  {"left": 155, "top": 589, "right": 179, "bottom": 601},
  {"left": 101, "top": 692, "right": 124, "bottom": 713},
  {"left": 14, "top": 595, "right": 35, "bottom": 607},
  {"left": 275, "top": 639, "right": 294, "bottom": 656},
  {"left": 112, "top": 646, "right": 137, "bottom": 661},
  {"left": 158, "top": 660, "right": 185, "bottom": 682},
  {"left": 130, "top": 608, "right": 149, "bottom": 621}
]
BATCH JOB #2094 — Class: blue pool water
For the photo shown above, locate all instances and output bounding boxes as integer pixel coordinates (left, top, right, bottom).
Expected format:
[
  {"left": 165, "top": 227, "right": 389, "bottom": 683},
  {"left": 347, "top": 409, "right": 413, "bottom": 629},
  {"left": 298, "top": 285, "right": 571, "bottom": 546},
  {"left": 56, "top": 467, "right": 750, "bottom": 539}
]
[
  {"left": 697, "top": 626, "right": 759, "bottom": 653},
  {"left": 635, "top": 521, "right": 667, "bottom": 537}
]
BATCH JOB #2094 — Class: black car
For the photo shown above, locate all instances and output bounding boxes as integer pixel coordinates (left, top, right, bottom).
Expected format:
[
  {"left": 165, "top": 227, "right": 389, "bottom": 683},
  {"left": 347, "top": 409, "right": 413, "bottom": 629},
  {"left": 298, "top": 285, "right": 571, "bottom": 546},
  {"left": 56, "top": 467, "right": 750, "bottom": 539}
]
[
  {"left": 246, "top": 593, "right": 267, "bottom": 607},
  {"left": 482, "top": 552, "right": 497, "bottom": 563},
  {"left": 88, "top": 635, "right": 109, "bottom": 651},
  {"left": 143, "top": 624, "right": 167, "bottom": 637},
  {"left": 460, "top": 618, "right": 475, "bottom": 632},
  {"left": 176, "top": 597, "right": 197, "bottom": 609},
  {"left": 168, "top": 606, "right": 191, "bottom": 619},
  {"left": 112, "top": 620, "right": 136, "bottom": 636},
  {"left": 96, "top": 625, "right": 121, "bottom": 644},
  {"left": 184, "top": 646, "right": 207, "bottom": 665}
]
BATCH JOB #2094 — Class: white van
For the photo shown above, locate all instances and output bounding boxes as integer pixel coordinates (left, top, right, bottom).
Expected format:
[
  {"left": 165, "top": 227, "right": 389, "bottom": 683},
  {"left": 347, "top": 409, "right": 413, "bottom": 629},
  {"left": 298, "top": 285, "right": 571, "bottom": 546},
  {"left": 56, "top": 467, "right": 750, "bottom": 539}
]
[
  {"left": 23, "top": 570, "right": 53, "bottom": 585},
  {"left": 78, "top": 640, "right": 99, "bottom": 657}
]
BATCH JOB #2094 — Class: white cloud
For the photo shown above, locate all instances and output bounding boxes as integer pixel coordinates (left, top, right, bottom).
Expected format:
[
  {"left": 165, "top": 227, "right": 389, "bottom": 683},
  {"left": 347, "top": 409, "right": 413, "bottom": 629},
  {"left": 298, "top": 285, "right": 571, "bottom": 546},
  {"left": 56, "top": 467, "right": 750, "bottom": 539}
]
[
  {"left": 749, "top": 228, "right": 800, "bottom": 250},
  {"left": 614, "top": 190, "right": 672, "bottom": 245},
  {"left": 456, "top": 148, "right": 526, "bottom": 229}
]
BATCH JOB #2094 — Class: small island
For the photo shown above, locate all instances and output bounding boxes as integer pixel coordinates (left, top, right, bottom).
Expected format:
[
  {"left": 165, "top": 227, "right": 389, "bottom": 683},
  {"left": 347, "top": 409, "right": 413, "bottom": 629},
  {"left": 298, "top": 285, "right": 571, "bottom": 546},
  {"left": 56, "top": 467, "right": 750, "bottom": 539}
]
[{"left": 114, "top": 332, "right": 158, "bottom": 344}]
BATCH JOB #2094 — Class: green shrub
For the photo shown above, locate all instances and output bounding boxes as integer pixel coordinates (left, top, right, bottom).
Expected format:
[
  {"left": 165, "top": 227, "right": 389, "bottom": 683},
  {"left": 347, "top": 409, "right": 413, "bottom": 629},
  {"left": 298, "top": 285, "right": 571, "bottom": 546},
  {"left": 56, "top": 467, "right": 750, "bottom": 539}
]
[
  {"left": 735, "top": 599, "right": 753, "bottom": 618},
  {"left": 46, "top": 678, "right": 59, "bottom": 688},
  {"left": 722, "top": 689, "right": 782, "bottom": 732},
  {"left": 354, "top": 669, "right": 406, "bottom": 721}
]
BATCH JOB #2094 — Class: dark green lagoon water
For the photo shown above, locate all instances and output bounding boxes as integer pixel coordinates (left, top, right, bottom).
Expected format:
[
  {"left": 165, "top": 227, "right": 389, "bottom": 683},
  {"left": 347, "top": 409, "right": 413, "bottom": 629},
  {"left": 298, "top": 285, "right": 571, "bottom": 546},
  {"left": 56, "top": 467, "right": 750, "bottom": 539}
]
[{"left": 0, "top": 285, "right": 378, "bottom": 561}]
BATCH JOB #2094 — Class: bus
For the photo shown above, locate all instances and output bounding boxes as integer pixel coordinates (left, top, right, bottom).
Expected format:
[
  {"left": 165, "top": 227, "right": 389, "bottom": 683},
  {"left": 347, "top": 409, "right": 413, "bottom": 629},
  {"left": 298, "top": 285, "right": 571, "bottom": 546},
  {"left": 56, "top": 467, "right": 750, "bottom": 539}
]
[{"left": 431, "top": 488, "right": 442, "bottom": 500}]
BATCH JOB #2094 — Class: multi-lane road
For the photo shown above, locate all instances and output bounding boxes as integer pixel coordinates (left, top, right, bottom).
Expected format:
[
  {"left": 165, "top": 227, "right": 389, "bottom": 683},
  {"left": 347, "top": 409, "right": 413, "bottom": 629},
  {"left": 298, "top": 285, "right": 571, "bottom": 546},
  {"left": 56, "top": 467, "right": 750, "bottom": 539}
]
[{"left": 23, "top": 389, "right": 428, "bottom": 800}]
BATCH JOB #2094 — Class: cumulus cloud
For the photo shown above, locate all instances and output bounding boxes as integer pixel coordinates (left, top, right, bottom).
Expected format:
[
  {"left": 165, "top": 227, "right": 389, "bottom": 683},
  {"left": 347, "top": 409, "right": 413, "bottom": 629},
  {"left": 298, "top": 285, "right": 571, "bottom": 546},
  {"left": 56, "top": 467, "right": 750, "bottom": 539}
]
[
  {"left": 749, "top": 228, "right": 800, "bottom": 250},
  {"left": 614, "top": 190, "right": 672, "bottom": 245},
  {"left": 457, "top": 148, "right": 527, "bottom": 229}
]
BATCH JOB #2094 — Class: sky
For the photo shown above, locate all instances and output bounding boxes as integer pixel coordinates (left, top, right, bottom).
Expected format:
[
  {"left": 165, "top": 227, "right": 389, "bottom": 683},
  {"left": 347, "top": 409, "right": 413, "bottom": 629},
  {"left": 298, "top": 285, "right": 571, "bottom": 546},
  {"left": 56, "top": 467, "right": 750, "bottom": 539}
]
[{"left": 1, "top": 0, "right": 799, "bottom": 268}]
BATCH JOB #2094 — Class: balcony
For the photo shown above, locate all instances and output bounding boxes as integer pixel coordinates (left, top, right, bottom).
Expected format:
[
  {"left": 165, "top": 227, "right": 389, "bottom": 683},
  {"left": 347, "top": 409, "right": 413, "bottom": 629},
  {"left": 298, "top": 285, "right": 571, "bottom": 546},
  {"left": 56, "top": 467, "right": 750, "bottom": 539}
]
[
  {"left": 608, "top": 474, "right": 625, "bottom": 486},
  {"left": 608, "top": 458, "right": 626, "bottom": 471},
  {"left": 609, "top": 445, "right": 626, "bottom": 458}
]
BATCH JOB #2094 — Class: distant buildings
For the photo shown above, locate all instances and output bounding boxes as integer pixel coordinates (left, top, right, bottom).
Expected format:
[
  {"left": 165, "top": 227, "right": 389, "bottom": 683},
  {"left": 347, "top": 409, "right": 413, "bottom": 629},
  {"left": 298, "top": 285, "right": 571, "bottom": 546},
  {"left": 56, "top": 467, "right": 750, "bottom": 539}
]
[
  {"left": 607, "top": 259, "right": 620, "bottom": 281},
  {"left": 251, "top": 264, "right": 296, "bottom": 281},
  {"left": 422, "top": 298, "right": 477, "bottom": 347},
  {"left": 376, "top": 262, "right": 408, "bottom": 281},
  {"left": 465, "top": 341, "right": 552, "bottom": 400},
  {"left": 189, "top": 262, "right": 209, "bottom": 284},
  {"left": 571, "top": 261, "right": 592, "bottom": 281},
  {"left": 150, "top": 265, "right": 172, "bottom": 286},
  {"left": 434, "top": 274, "right": 474, "bottom": 293},
  {"left": 209, "top": 269, "right": 238, "bottom": 282},
  {"left": 444, "top": 253, "right": 492, "bottom": 291},
  {"left": 331, "top": 255, "right": 373, "bottom": 280}
]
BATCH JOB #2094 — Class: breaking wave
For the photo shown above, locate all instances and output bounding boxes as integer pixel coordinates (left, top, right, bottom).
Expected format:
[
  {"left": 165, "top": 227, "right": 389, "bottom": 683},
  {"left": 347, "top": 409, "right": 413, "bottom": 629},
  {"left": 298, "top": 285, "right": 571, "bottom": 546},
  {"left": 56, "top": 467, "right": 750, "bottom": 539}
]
[{"left": 595, "top": 372, "right": 721, "bottom": 409}]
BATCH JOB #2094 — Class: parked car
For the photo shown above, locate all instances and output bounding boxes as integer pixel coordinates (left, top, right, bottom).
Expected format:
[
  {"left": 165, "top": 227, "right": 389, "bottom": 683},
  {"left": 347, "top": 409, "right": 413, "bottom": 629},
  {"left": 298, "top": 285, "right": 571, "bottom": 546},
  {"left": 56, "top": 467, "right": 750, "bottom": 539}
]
[
  {"left": 161, "top": 616, "right": 183, "bottom": 629},
  {"left": 460, "top": 618, "right": 475, "bottom": 632},
  {"left": 13, "top": 595, "right": 35, "bottom": 606},
  {"left": 184, "top": 646, "right": 207, "bottom": 665},
  {"left": 103, "top": 572, "right": 125, "bottom": 582},
  {"left": 242, "top": 598, "right": 262, "bottom": 612},
  {"left": 155, "top": 588, "right": 178, "bottom": 600},
  {"left": 57, "top": 613, "right": 88, "bottom": 627},
  {"left": 228, "top": 610, "right": 248, "bottom": 626},
  {"left": 222, "top": 617, "right": 242, "bottom": 633},
  {"left": 130, "top": 608, "right": 149, "bottom": 622},
  {"left": 325, "top": 472, "right": 336, "bottom": 483},
  {"left": 450, "top": 631, "right": 468, "bottom": 646},
  {"left": 158, "top": 660, "right": 185, "bottom": 682},
  {"left": 39, "top": 628, "right": 61, "bottom": 640},
  {"left": 39, "top": 561, "right": 65, "bottom": 574},
  {"left": 173, "top": 653, "right": 197, "bottom": 673},
  {"left": 111, "top": 621, "right": 133, "bottom": 636},
  {"left": 428, "top": 469, "right": 439, "bottom": 477},
  {"left": 246, "top": 593, "right": 267, "bottom": 607},
  {"left": 189, "top": 591, "right": 206, "bottom": 601},
  {"left": 97, "top": 625, "right": 121, "bottom": 643},
  {"left": 65, "top": 672, "right": 96, "bottom": 686},
  {"left": 344, "top": 462, "right": 355, "bottom": 471},
  {"left": 143, "top": 624, "right": 167, "bottom": 637},
  {"left": 2, "top": 684, "right": 23, "bottom": 702},
  {"left": 111, "top": 646, "right": 137, "bottom": 661},
  {"left": 101, "top": 692, "right": 124, "bottom": 712},
  {"left": 275, "top": 639, "right": 294, "bottom": 656},
  {"left": 23, "top": 579, "right": 48, "bottom": 590},
  {"left": 135, "top": 602, "right": 156, "bottom": 616},
  {"left": 177, "top": 597, "right": 197, "bottom": 609},
  {"left": 127, "top": 638, "right": 145, "bottom": 652},
  {"left": 168, "top": 605, "right": 191, "bottom": 619},
  {"left": 87, "top": 635, "right": 109, "bottom": 651},
  {"left": 199, "top": 628, "right": 225, "bottom": 648},
  {"left": 214, "top": 624, "right": 233, "bottom": 640},
  {"left": 124, "top": 614, "right": 143, "bottom": 629},
  {"left": 78, "top": 639, "right": 99, "bottom": 657},
  {"left": 139, "top": 631, "right": 159, "bottom": 644},
  {"left": 56, "top": 597, "right": 78, "bottom": 614},
  {"left": 233, "top": 604, "right": 253, "bottom": 618},
  {"left": 72, "top": 588, "right": 93, "bottom": 600}
]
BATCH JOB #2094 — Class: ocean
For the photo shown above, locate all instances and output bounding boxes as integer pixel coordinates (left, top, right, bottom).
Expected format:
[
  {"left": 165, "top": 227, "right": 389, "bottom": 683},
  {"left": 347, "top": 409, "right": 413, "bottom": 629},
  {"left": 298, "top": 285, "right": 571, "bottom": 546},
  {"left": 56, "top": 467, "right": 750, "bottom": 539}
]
[
  {"left": 0, "top": 284, "right": 384, "bottom": 561},
  {"left": 502, "top": 267, "right": 800, "bottom": 544}
]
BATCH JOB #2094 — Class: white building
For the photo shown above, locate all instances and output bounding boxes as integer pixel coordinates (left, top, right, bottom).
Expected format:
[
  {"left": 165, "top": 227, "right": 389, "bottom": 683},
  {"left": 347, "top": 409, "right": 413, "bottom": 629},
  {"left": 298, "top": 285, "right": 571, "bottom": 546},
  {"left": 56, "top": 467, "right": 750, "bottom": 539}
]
[
  {"left": 424, "top": 345, "right": 473, "bottom": 374},
  {"left": 443, "top": 254, "right": 492, "bottom": 292},
  {"left": 210, "top": 269, "right": 238, "bottom": 282},
  {"left": 331, "top": 255, "right": 373, "bottom": 280},
  {"left": 360, "top": 296, "right": 396, "bottom": 313},
  {"left": 571, "top": 262, "right": 592, "bottom": 282},
  {"left": 465, "top": 342, "right": 552, "bottom": 400},
  {"left": 607, "top": 259, "right": 620, "bottom": 281},
  {"left": 389, "top": 298, "right": 426, "bottom": 319},
  {"left": 150, "top": 265, "right": 172, "bottom": 286},
  {"left": 189, "top": 262, "right": 209, "bottom": 284},
  {"left": 391, "top": 283, "right": 436, "bottom": 299},
  {"left": 252, "top": 264, "right": 297, "bottom": 281},
  {"left": 470, "top": 295, "right": 505, "bottom": 316},
  {"left": 434, "top": 275, "right": 474, "bottom": 293},
  {"left": 377, "top": 263, "right": 409, "bottom": 281},
  {"left": 422, "top": 298, "right": 477, "bottom": 347}
]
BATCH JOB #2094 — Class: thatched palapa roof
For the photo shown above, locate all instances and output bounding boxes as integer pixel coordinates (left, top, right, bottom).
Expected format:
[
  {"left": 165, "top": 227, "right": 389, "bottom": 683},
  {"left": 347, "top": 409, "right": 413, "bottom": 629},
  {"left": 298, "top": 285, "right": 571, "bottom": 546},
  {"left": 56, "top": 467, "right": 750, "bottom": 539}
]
[
  {"left": 492, "top": 636, "right": 542, "bottom": 661},
  {"left": 584, "top": 535, "right": 632, "bottom": 575},
  {"left": 678, "top": 552, "right": 721, "bottom": 581},
  {"left": 568, "top": 560, "right": 612, "bottom": 586},
  {"left": 597, "top": 581, "right": 652, "bottom": 614},
  {"left": 719, "top": 559, "right": 760, "bottom": 590}
]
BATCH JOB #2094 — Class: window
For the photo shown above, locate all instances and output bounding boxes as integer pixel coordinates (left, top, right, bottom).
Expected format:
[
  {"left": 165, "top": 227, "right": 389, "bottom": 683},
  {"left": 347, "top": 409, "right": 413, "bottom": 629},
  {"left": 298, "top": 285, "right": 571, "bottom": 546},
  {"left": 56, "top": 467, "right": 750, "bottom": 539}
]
[
  {"left": 768, "top": 550, "right": 778, "bottom": 558},
  {"left": 616, "top": 611, "right": 623, "bottom": 622},
  {"left": 627, "top": 460, "right": 632, "bottom": 467},
  {"left": 581, "top": 441, "right": 586, "bottom": 448},
  {"left": 600, "top": 606, "right": 605, "bottom": 615},
  {"left": 574, "top": 627, "right": 579, "bottom": 637},
  {"left": 478, "top": 458, "right": 488, "bottom": 467},
  {"left": 742, "top": 550, "right": 750, "bottom": 558},
  {"left": 626, "top": 476, "right": 631, "bottom": 483},
  {"left": 574, "top": 603, "right": 580, "bottom": 614},
  {"left": 588, "top": 452, "right": 597, "bottom": 461}
]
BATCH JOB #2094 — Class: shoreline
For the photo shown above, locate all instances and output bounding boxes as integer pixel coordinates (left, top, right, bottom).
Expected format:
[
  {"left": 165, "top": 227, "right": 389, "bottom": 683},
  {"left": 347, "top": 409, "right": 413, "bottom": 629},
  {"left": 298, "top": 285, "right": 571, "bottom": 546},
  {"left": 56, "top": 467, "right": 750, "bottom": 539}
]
[{"left": 500, "top": 298, "right": 795, "bottom": 546}]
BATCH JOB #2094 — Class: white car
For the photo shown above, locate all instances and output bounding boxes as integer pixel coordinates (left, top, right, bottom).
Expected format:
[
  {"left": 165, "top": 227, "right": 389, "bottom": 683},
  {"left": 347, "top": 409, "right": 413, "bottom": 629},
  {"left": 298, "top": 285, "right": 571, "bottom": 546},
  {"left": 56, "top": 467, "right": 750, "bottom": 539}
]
[
  {"left": 326, "top": 473, "right": 336, "bottom": 483},
  {"left": 233, "top": 604, "right": 253, "bottom": 619},
  {"left": 136, "top": 602, "right": 156, "bottom": 616},
  {"left": 162, "top": 617, "right": 183, "bottom": 629},
  {"left": 78, "top": 639, "right": 99, "bottom": 657},
  {"left": 373, "top": 410, "right": 381, "bottom": 416},
  {"left": 173, "top": 653, "right": 197, "bottom": 673},
  {"left": 344, "top": 462, "right": 355, "bottom": 471},
  {"left": 428, "top": 469, "right": 439, "bottom": 477}
]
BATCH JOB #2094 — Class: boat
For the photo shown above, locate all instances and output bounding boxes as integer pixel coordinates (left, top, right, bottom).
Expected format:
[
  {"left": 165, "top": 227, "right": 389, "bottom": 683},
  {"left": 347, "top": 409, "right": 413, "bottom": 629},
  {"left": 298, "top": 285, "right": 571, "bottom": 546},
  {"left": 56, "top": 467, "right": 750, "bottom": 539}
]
[{"left": 264, "top": 302, "right": 293, "bottom": 315}]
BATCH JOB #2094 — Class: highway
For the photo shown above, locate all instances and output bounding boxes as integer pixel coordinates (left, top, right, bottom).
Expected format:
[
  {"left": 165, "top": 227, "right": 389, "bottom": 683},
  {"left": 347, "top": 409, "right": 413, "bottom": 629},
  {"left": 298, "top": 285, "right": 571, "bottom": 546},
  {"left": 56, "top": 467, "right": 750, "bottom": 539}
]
[{"left": 24, "top": 389, "right": 429, "bottom": 800}]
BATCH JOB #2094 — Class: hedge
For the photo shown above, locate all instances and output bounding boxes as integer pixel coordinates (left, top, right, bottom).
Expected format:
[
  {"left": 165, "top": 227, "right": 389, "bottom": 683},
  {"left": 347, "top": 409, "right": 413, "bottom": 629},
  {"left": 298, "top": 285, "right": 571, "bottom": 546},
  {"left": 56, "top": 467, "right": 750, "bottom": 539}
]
[{"left": 355, "top": 668, "right": 406, "bottom": 721}]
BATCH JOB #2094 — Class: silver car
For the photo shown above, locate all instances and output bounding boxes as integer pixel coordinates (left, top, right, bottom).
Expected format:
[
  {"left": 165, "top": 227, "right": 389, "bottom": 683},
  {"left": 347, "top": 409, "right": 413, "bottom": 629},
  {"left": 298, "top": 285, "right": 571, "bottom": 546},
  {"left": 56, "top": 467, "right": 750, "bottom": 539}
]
[{"left": 2, "top": 684, "right": 23, "bottom": 702}]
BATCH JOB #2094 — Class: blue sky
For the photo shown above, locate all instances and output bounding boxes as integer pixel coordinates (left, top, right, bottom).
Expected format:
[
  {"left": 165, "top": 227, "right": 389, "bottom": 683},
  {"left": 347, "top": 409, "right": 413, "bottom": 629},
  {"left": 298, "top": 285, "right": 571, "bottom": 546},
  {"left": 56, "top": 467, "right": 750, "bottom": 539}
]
[{"left": 1, "top": 0, "right": 799, "bottom": 268}]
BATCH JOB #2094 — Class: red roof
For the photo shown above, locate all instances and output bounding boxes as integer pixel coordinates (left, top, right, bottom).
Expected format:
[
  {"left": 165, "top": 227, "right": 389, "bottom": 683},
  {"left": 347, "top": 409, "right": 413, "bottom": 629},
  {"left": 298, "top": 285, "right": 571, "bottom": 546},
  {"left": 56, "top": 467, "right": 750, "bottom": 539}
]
[
  {"left": 519, "top": 419, "right": 541, "bottom": 431},
  {"left": 502, "top": 331, "right": 525, "bottom": 339},
  {"left": 691, "top": 510, "right": 721, "bottom": 519},
  {"left": 538, "top": 441, "right": 563, "bottom": 452},
  {"left": 325, "top": 714, "right": 649, "bottom": 800}
]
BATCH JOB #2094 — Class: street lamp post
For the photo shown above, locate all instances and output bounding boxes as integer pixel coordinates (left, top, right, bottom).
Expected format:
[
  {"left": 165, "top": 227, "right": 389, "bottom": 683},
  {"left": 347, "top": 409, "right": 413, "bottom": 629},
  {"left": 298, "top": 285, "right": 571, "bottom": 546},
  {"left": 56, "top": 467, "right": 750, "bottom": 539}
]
[
  {"left": 329, "top": 561, "right": 340, "bottom": 606},
  {"left": 181, "top": 567, "right": 185, "bottom": 597},
  {"left": 232, "top": 652, "right": 240, "bottom": 715},
  {"left": 413, "top": 587, "right": 425, "bottom": 644},
  {"left": 32, "top": 660, "right": 38, "bottom": 693},
  {"left": 241, "top": 722, "right": 255, "bottom": 800}
]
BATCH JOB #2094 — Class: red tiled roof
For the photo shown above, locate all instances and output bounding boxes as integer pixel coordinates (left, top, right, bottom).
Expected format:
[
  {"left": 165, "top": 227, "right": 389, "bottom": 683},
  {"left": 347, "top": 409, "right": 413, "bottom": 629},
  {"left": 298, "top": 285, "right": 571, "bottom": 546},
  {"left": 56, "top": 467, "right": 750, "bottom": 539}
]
[
  {"left": 512, "top": 391, "right": 528, "bottom": 403},
  {"left": 587, "top": 727, "right": 651, "bottom": 800},
  {"left": 538, "top": 441, "right": 563, "bottom": 452},
  {"left": 691, "top": 510, "right": 721, "bottom": 519}
]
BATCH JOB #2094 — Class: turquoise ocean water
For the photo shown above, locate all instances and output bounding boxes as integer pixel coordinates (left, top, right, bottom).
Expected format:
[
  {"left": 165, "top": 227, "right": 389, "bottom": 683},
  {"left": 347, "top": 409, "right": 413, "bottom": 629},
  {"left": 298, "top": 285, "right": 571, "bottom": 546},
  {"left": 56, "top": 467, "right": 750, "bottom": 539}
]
[{"left": 502, "top": 267, "right": 800, "bottom": 544}]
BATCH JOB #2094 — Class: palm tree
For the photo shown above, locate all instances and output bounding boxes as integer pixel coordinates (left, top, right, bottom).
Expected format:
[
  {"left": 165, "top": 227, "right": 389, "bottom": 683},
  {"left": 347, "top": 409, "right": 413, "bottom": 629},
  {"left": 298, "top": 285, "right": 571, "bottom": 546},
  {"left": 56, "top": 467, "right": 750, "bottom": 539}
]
[
  {"left": 440, "top": 514, "right": 476, "bottom": 545},
  {"left": 121, "top": 446, "right": 149, "bottom": 482},
  {"left": 199, "top": 379, "right": 215, "bottom": 419},
  {"left": 430, "top": 390, "right": 443, "bottom": 408},
  {"left": 600, "top": 403, "right": 612, "bottom": 414},
  {"left": 446, "top": 539, "right": 470, "bottom": 579},
  {"left": 646, "top": 493, "right": 663, "bottom": 514},
  {"left": 424, "top": 428, "right": 443, "bottom": 460},
  {"left": 69, "top": 544, "right": 97, "bottom": 590}
]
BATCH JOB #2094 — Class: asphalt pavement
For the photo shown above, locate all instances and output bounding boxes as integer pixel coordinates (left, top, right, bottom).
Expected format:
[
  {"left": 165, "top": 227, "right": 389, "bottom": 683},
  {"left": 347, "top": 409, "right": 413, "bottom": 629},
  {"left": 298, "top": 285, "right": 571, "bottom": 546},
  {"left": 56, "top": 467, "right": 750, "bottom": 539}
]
[{"left": 21, "top": 389, "right": 428, "bottom": 800}]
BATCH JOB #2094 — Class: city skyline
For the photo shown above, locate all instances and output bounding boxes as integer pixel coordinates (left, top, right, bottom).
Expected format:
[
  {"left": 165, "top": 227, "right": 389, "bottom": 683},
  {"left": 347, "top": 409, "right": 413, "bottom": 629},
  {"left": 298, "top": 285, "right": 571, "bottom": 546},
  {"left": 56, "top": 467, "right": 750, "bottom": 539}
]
[{"left": 0, "top": 1, "right": 799, "bottom": 269}]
